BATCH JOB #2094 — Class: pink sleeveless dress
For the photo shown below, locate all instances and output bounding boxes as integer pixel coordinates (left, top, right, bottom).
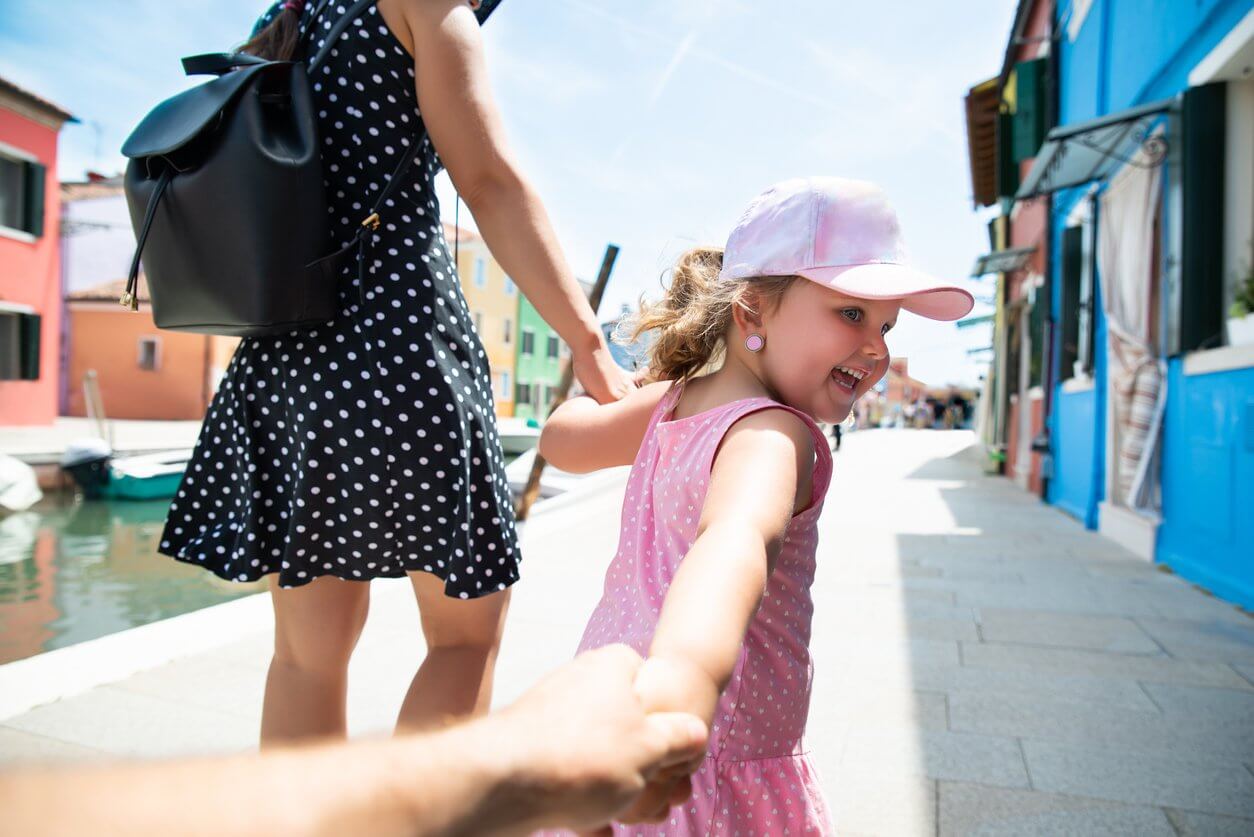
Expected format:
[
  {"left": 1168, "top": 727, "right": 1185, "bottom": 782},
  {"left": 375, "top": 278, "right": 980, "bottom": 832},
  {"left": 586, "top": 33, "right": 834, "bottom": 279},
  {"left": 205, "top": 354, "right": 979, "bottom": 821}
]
[{"left": 549, "top": 381, "right": 835, "bottom": 836}]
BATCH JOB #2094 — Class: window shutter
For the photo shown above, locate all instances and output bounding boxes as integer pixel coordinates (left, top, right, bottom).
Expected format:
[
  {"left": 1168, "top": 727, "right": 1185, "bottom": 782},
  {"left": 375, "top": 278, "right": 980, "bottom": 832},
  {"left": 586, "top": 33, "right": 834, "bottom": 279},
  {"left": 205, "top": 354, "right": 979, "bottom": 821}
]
[
  {"left": 1012, "top": 59, "right": 1047, "bottom": 162},
  {"left": 1177, "top": 82, "right": 1226, "bottom": 354},
  {"left": 18, "top": 313, "right": 41, "bottom": 380},
  {"left": 22, "top": 161, "right": 45, "bottom": 238},
  {"left": 996, "top": 112, "right": 1019, "bottom": 198},
  {"left": 1060, "top": 226, "right": 1083, "bottom": 380}
]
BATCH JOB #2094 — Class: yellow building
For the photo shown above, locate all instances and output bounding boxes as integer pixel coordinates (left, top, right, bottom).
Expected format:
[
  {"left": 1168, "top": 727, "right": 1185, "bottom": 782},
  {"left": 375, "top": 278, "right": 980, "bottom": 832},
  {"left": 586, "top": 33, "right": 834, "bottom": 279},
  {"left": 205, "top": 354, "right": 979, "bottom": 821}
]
[{"left": 445, "top": 222, "right": 516, "bottom": 417}]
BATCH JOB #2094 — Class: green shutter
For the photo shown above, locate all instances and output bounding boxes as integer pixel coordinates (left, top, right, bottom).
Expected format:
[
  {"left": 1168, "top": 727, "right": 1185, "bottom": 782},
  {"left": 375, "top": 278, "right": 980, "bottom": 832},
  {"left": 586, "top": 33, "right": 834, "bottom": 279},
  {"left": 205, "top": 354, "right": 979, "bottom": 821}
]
[
  {"left": 23, "top": 161, "right": 45, "bottom": 238},
  {"left": 1059, "top": 226, "right": 1083, "bottom": 380},
  {"left": 18, "top": 313, "right": 41, "bottom": 380},
  {"left": 1012, "top": 59, "right": 1047, "bottom": 162},
  {"left": 1177, "top": 82, "right": 1227, "bottom": 354},
  {"left": 996, "top": 112, "right": 1019, "bottom": 198}
]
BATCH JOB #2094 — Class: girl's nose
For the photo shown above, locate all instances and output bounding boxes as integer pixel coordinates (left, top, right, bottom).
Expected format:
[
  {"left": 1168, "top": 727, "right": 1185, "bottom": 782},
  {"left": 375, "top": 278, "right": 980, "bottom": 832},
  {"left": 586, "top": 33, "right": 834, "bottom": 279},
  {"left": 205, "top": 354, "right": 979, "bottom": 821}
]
[{"left": 863, "top": 331, "right": 889, "bottom": 359}]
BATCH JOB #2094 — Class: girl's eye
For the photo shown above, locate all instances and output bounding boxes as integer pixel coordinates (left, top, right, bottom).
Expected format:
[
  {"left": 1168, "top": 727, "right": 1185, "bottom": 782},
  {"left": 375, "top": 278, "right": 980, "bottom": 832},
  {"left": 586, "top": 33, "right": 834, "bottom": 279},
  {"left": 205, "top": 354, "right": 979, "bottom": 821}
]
[{"left": 841, "top": 308, "right": 863, "bottom": 323}]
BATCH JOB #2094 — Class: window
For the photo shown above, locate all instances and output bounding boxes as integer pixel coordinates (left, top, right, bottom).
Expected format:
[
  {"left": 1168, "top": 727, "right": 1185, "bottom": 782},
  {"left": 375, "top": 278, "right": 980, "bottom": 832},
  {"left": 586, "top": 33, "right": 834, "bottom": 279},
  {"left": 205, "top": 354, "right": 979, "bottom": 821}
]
[
  {"left": 0, "top": 147, "right": 45, "bottom": 239},
  {"left": 1175, "top": 82, "right": 1227, "bottom": 353},
  {"left": 1027, "top": 279, "right": 1048, "bottom": 389},
  {"left": 500, "top": 370, "right": 511, "bottom": 400},
  {"left": 546, "top": 334, "right": 559, "bottom": 359},
  {"left": 515, "top": 381, "right": 531, "bottom": 405},
  {"left": 474, "top": 258, "right": 486, "bottom": 289},
  {"left": 521, "top": 329, "right": 535, "bottom": 356},
  {"left": 473, "top": 310, "right": 483, "bottom": 334},
  {"left": 138, "top": 336, "right": 161, "bottom": 371},
  {"left": 503, "top": 318, "right": 512, "bottom": 344},
  {"left": 0, "top": 307, "right": 40, "bottom": 380},
  {"left": 1060, "top": 222, "right": 1096, "bottom": 380},
  {"left": 532, "top": 383, "right": 542, "bottom": 410},
  {"left": 503, "top": 275, "right": 516, "bottom": 296}
]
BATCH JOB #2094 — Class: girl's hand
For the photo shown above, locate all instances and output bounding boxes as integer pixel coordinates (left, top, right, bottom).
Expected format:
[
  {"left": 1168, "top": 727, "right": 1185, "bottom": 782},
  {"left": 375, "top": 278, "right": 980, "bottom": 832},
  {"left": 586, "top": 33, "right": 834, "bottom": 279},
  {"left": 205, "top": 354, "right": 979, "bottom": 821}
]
[{"left": 572, "top": 345, "right": 635, "bottom": 404}]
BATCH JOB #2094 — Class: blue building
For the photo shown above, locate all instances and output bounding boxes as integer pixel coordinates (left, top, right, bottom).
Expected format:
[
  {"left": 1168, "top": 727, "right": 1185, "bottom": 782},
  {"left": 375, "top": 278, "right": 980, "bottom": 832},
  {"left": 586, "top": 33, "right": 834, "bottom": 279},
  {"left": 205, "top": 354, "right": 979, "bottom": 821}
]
[{"left": 1015, "top": 1, "right": 1254, "bottom": 608}]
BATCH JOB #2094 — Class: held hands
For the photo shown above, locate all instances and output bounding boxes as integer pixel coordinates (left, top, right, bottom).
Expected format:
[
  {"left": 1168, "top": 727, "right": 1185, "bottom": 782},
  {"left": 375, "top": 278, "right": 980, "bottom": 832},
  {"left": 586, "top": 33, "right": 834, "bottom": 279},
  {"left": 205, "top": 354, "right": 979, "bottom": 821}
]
[
  {"left": 490, "top": 645, "right": 708, "bottom": 835},
  {"left": 571, "top": 345, "right": 635, "bottom": 404}
]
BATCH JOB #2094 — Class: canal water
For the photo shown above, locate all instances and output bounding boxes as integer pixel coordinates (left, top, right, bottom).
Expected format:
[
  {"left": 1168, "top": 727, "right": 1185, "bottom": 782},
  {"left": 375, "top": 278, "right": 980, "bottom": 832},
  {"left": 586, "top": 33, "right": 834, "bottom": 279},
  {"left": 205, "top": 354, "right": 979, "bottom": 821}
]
[{"left": 0, "top": 493, "right": 264, "bottom": 665}]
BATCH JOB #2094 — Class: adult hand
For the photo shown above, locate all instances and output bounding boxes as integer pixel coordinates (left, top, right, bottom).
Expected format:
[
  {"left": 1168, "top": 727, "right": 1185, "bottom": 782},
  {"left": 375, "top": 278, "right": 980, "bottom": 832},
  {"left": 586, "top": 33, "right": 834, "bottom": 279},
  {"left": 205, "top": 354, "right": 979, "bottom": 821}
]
[
  {"left": 484, "top": 644, "right": 708, "bottom": 835},
  {"left": 572, "top": 345, "right": 635, "bottom": 404}
]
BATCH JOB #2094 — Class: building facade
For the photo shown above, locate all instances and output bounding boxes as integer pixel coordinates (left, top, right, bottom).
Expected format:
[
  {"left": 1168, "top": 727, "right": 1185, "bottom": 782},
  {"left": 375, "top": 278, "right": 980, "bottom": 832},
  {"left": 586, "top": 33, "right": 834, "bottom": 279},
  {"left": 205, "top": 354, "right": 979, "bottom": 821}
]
[
  {"left": 446, "top": 222, "right": 516, "bottom": 417},
  {"left": 0, "top": 77, "right": 74, "bottom": 426},
  {"left": 967, "top": 1, "right": 1254, "bottom": 608}
]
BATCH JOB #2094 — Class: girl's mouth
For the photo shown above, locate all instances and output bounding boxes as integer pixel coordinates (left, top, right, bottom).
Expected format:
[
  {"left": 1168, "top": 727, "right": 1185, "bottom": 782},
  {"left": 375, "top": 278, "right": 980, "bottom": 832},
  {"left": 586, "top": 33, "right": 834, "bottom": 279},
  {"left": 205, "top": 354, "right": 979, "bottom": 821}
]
[{"left": 830, "top": 365, "right": 866, "bottom": 392}]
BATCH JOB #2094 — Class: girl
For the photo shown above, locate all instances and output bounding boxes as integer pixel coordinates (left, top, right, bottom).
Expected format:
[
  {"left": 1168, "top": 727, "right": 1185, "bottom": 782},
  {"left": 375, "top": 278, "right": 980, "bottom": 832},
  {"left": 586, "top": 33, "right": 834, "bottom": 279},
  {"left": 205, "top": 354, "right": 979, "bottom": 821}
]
[
  {"left": 158, "top": 0, "right": 631, "bottom": 745},
  {"left": 538, "top": 177, "right": 973, "bottom": 833}
]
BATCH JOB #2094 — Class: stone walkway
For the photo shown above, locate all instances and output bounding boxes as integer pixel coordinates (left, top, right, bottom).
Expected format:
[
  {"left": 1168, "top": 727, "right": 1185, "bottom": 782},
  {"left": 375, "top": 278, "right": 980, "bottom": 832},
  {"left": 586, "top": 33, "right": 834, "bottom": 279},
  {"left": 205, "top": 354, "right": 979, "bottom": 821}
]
[{"left": 1, "top": 429, "right": 1251, "bottom": 835}]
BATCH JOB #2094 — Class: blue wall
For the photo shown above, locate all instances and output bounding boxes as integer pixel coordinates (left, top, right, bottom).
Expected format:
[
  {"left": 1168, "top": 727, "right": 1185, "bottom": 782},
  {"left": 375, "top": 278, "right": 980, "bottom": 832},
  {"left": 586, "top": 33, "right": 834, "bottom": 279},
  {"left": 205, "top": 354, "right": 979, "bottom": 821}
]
[
  {"left": 1049, "top": 0, "right": 1254, "bottom": 608},
  {"left": 1159, "top": 362, "right": 1254, "bottom": 610}
]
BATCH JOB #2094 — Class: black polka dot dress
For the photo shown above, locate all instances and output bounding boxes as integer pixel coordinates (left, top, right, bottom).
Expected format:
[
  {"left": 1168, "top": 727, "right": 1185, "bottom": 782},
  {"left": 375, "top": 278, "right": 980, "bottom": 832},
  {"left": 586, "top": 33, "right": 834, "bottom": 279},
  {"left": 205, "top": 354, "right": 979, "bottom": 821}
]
[{"left": 158, "top": 0, "right": 519, "bottom": 599}]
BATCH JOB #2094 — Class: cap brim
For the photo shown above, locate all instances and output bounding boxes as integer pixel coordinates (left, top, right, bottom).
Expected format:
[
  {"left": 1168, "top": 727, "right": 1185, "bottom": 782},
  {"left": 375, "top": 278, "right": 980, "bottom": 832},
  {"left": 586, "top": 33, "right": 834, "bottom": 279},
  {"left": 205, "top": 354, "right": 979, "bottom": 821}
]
[{"left": 797, "top": 263, "right": 975, "bottom": 321}]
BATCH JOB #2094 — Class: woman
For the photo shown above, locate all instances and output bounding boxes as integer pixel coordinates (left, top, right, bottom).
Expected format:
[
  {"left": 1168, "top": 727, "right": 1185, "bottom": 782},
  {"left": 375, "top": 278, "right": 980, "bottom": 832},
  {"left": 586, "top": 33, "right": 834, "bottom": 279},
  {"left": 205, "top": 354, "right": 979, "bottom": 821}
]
[{"left": 158, "top": 0, "right": 632, "bottom": 744}]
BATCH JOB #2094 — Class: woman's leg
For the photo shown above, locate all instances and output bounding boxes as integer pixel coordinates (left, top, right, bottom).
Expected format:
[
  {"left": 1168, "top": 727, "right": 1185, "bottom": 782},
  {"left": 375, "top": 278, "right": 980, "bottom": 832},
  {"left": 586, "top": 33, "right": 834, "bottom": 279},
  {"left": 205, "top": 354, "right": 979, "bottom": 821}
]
[
  {"left": 395, "top": 571, "right": 511, "bottom": 732},
  {"left": 261, "top": 576, "right": 371, "bottom": 747}
]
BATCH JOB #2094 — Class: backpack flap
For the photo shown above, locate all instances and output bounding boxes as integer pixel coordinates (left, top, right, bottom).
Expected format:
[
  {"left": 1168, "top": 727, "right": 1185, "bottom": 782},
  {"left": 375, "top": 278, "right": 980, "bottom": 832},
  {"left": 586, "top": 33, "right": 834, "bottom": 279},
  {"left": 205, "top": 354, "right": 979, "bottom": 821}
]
[{"left": 121, "top": 61, "right": 275, "bottom": 168}]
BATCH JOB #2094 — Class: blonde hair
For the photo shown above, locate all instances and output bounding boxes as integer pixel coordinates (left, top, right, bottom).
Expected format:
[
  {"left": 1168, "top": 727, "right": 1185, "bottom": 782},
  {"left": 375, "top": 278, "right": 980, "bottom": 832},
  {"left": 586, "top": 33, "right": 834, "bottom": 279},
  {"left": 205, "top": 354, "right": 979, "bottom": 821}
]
[{"left": 625, "top": 247, "right": 797, "bottom": 383}]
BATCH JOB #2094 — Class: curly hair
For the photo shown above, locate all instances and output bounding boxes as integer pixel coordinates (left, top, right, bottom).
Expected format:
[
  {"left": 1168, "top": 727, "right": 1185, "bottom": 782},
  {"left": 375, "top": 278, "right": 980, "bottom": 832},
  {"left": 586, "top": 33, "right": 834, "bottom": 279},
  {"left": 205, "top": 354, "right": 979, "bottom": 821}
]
[{"left": 625, "top": 247, "right": 797, "bottom": 383}]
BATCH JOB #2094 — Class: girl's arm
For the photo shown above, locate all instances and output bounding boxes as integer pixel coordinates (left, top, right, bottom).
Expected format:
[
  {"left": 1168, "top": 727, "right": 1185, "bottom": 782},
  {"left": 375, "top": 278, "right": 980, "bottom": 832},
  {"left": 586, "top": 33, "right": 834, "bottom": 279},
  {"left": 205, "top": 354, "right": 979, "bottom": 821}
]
[
  {"left": 393, "top": 0, "right": 630, "bottom": 404},
  {"left": 538, "top": 380, "right": 673, "bottom": 473},
  {"left": 634, "top": 408, "right": 815, "bottom": 725}
]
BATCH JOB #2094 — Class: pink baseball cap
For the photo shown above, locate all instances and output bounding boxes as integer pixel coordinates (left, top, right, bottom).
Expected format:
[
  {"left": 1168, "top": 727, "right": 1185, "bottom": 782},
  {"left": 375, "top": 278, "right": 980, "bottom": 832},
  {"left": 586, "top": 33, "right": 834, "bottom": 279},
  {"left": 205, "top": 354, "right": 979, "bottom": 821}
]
[{"left": 719, "top": 177, "right": 974, "bottom": 321}]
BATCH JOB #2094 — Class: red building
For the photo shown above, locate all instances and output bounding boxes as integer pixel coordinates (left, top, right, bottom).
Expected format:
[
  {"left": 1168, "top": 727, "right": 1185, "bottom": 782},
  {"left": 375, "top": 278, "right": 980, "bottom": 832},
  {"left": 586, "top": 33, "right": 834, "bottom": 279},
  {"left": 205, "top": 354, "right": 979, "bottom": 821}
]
[
  {"left": 0, "top": 76, "right": 75, "bottom": 425},
  {"left": 964, "top": 0, "right": 1054, "bottom": 495}
]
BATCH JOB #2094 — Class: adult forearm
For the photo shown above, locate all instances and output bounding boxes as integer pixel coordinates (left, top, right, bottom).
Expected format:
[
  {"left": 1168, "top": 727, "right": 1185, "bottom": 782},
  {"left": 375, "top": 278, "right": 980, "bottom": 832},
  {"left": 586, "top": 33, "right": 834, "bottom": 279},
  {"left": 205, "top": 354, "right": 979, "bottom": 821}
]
[
  {"left": 462, "top": 173, "right": 604, "bottom": 355},
  {"left": 0, "top": 722, "right": 527, "bottom": 837}
]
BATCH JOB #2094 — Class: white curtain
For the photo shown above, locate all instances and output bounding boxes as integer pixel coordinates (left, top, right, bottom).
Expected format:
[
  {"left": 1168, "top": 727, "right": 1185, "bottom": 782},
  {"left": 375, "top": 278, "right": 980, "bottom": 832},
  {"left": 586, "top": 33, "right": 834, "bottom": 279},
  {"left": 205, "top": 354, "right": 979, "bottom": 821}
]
[{"left": 1097, "top": 158, "right": 1164, "bottom": 514}]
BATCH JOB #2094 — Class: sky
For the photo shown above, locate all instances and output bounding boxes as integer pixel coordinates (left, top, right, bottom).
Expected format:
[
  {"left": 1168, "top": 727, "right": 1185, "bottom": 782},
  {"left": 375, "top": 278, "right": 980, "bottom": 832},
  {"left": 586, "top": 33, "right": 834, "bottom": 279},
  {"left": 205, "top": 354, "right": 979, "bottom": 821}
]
[{"left": 0, "top": 0, "right": 1014, "bottom": 388}]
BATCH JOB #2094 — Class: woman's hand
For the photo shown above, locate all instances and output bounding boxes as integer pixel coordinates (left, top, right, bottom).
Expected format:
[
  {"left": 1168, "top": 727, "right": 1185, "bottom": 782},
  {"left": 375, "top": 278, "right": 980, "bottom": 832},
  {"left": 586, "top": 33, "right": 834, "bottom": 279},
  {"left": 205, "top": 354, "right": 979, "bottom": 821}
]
[{"left": 572, "top": 345, "right": 636, "bottom": 404}]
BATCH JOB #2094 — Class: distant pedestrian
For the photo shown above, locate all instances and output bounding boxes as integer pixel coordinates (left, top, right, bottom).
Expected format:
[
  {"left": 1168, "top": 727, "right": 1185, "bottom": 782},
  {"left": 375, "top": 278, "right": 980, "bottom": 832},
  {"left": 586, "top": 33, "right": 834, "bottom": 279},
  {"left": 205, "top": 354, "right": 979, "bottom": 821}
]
[
  {"left": 830, "top": 420, "right": 842, "bottom": 451},
  {"left": 157, "top": 0, "right": 633, "bottom": 748},
  {"left": 537, "top": 177, "right": 973, "bottom": 834}
]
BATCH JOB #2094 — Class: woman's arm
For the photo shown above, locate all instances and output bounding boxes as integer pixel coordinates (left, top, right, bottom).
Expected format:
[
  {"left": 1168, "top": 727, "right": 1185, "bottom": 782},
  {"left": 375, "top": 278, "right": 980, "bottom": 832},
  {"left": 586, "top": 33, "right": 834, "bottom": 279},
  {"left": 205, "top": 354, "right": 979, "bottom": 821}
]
[
  {"left": 538, "top": 380, "right": 673, "bottom": 473},
  {"left": 390, "top": 0, "right": 630, "bottom": 403},
  {"left": 634, "top": 409, "right": 815, "bottom": 725}
]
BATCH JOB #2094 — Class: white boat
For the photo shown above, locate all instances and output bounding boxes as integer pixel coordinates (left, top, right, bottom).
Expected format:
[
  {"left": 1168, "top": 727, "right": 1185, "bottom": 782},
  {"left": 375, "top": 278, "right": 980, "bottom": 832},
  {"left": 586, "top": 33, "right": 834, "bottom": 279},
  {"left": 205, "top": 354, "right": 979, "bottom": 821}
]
[
  {"left": 505, "top": 448, "right": 585, "bottom": 500},
  {"left": 497, "top": 416, "right": 541, "bottom": 456},
  {"left": 0, "top": 454, "right": 42, "bottom": 514}
]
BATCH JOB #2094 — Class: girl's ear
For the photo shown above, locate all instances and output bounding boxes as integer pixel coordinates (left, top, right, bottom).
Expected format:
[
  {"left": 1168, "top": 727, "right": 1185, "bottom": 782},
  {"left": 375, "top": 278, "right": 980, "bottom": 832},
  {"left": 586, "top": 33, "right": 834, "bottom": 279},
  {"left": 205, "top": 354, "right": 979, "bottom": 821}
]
[{"left": 731, "top": 290, "right": 765, "bottom": 335}]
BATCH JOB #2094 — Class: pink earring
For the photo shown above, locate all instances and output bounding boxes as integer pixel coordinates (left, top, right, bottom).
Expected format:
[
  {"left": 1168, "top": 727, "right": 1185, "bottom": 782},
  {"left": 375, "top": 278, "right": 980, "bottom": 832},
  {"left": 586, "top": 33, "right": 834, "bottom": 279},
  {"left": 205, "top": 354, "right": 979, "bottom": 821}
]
[{"left": 745, "top": 333, "right": 765, "bottom": 353}]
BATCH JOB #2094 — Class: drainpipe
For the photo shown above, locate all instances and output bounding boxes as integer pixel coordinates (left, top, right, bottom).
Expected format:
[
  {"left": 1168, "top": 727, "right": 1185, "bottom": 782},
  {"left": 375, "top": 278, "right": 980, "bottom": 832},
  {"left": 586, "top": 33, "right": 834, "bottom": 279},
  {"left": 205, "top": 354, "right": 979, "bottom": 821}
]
[{"left": 1037, "top": 0, "right": 1064, "bottom": 502}]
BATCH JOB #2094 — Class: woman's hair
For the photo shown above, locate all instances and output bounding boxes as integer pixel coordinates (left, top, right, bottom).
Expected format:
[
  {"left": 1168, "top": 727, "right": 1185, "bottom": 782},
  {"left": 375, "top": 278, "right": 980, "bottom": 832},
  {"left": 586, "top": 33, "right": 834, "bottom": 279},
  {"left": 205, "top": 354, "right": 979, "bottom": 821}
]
[
  {"left": 239, "top": 1, "right": 307, "bottom": 61},
  {"left": 626, "top": 247, "right": 797, "bottom": 383}
]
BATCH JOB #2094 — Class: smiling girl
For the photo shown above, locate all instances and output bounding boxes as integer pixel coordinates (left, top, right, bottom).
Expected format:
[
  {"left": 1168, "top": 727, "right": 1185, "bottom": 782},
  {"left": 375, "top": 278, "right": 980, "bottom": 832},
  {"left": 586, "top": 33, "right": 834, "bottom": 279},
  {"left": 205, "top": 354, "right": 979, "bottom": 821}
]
[{"left": 536, "top": 177, "right": 973, "bottom": 833}]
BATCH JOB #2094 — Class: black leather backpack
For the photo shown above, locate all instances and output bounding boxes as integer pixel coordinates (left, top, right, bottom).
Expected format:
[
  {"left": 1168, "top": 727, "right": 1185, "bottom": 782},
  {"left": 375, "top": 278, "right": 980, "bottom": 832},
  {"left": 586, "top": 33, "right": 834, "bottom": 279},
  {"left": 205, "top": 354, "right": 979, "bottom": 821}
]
[{"left": 120, "top": 0, "right": 416, "bottom": 336}]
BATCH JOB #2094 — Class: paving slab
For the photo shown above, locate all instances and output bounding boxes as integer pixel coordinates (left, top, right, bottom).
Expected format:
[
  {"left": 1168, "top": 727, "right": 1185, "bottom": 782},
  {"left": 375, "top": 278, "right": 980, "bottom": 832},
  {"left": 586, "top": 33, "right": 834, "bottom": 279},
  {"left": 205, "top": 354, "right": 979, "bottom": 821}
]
[
  {"left": 975, "top": 609, "right": 1162, "bottom": 654},
  {"left": 1022, "top": 739, "right": 1254, "bottom": 818},
  {"left": 938, "top": 781, "right": 1176, "bottom": 836},
  {"left": 949, "top": 690, "right": 1254, "bottom": 764},
  {"left": 1166, "top": 809, "right": 1254, "bottom": 836},
  {"left": 959, "top": 640, "right": 1252, "bottom": 689},
  {"left": 1134, "top": 617, "right": 1254, "bottom": 663}
]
